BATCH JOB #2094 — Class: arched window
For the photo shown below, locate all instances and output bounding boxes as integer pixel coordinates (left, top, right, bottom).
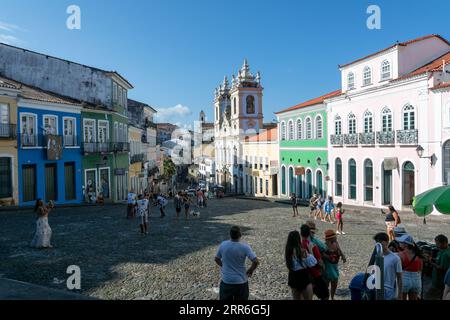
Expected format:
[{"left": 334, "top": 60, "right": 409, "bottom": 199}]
[
  {"left": 281, "top": 166, "right": 286, "bottom": 195},
  {"left": 246, "top": 95, "right": 255, "bottom": 114},
  {"left": 347, "top": 72, "right": 355, "bottom": 90},
  {"left": 281, "top": 122, "right": 286, "bottom": 140},
  {"left": 315, "top": 115, "right": 323, "bottom": 139},
  {"left": 335, "top": 158, "right": 342, "bottom": 196},
  {"left": 364, "top": 159, "right": 373, "bottom": 201},
  {"left": 382, "top": 107, "right": 393, "bottom": 132},
  {"left": 348, "top": 159, "right": 357, "bottom": 199},
  {"left": 443, "top": 140, "right": 450, "bottom": 185},
  {"left": 288, "top": 120, "right": 294, "bottom": 140},
  {"left": 348, "top": 113, "right": 356, "bottom": 134},
  {"left": 403, "top": 104, "right": 415, "bottom": 130},
  {"left": 335, "top": 115, "right": 342, "bottom": 135},
  {"left": 363, "top": 110, "right": 373, "bottom": 133},
  {"left": 316, "top": 170, "right": 323, "bottom": 197},
  {"left": 363, "top": 66, "right": 372, "bottom": 86},
  {"left": 233, "top": 97, "right": 237, "bottom": 114},
  {"left": 381, "top": 60, "right": 391, "bottom": 80},
  {"left": 305, "top": 117, "right": 312, "bottom": 139},
  {"left": 296, "top": 119, "right": 302, "bottom": 140}
]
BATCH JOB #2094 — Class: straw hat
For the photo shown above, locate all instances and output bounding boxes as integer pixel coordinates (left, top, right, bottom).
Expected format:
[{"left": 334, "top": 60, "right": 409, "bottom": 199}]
[{"left": 324, "top": 229, "right": 337, "bottom": 241}]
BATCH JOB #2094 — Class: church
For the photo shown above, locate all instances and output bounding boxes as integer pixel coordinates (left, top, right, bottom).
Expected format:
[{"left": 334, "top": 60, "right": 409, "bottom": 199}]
[{"left": 213, "top": 60, "right": 275, "bottom": 193}]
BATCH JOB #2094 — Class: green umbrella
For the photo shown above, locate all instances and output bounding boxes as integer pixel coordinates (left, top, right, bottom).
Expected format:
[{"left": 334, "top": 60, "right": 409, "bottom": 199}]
[{"left": 413, "top": 186, "right": 450, "bottom": 217}]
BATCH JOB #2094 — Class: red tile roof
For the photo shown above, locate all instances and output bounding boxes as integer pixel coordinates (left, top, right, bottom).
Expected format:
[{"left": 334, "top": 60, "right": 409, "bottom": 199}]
[
  {"left": 339, "top": 34, "right": 450, "bottom": 68},
  {"left": 431, "top": 82, "right": 450, "bottom": 91},
  {"left": 394, "top": 50, "right": 450, "bottom": 81},
  {"left": 246, "top": 127, "right": 278, "bottom": 143},
  {"left": 275, "top": 89, "right": 341, "bottom": 114}
]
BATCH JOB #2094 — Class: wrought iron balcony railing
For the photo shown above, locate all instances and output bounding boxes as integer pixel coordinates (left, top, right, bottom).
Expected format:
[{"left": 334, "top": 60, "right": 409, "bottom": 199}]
[
  {"left": 83, "top": 141, "right": 130, "bottom": 154},
  {"left": 396, "top": 129, "right": 418, "bottom": 145},
  {"left": 330, "top": 134, "right": 344, "bottom": 146},
  {"left": 0, "top": 124, "right": 17, "bottom": 139},
  {"left": 376, "top": 131, "right": 395, "bottom": 145},
  {"left": 344, "top": 133, "right": 358, "bottom": 145},
  {"left": 359, "top": 132, "right": 375, "bottom": 145},
  {"left": 130, "top": 153, "right": 146, "bottom": 164}
]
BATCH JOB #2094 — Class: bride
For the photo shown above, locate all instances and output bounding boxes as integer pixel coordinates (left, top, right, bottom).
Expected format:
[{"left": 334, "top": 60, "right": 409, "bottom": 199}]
[{"left": 30, "top": 199, "right": 55, "bottom": 248}]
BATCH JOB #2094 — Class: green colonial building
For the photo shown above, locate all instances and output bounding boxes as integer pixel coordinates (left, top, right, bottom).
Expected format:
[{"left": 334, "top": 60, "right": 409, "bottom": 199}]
[{"left": 275, "top": 90, "right": 341, "bottom": 199}]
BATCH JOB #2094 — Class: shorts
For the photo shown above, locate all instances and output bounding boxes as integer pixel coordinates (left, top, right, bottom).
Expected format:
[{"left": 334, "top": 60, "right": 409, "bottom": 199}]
[
  {"left": 176, "top": 207, "right": 181, "bottom": 213},
  {"left": 385, "top": 221, "right": 395, "bottom": 231},
  {"left": 402, "top": 271, "right": 422, "bottom": 294},
  {"left": 310, "top": 206, "right": 315, "bottom": 211},
  {"left": 185, "top": 204, "right": 190, "bottom": 210},
  {"left": 311, "top": 276, "right": 330, "bottom": 300},
  {"left": 139, "top": 213, "right": 148, "bottom": 224},
  {"left": 288, "top": 269, "right": 311, "bottom": 291},
  {"left": 325, "top": 211, "right": 332, "bottom": 215},
  {"left": 219, "top": 281, "right": 249, "bottom": 301}
]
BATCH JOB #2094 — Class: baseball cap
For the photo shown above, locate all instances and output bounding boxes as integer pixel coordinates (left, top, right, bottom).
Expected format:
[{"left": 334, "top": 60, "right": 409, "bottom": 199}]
[{"left": 395, "top": 234, "right": 415, "bottom": 246}]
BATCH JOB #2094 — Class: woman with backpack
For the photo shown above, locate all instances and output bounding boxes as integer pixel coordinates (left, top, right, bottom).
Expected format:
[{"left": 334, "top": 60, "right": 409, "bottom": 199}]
[{"left": 396, "top": 234, "right": 423, "bottom": 300}]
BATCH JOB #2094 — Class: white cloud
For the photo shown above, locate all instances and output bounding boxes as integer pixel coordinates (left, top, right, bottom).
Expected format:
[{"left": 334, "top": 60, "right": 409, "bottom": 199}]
[
  {"left": 155, "top": 104, "right": 192, "bottom": 124},
  {"left": 0, "top": 21, "right": 22, "bottom": 32},
  {"left": 0, "top": 34, "right": 21, "bottom": 45},
  {"left": 0, "top": 21, "right": 25, "bottom": 45}
]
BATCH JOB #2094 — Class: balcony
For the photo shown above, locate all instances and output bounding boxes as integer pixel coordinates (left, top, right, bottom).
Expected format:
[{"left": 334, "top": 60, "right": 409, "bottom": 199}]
[
  {"left": 83, "top": 141, "right": 130, "bottom": 154},
  {"left": 344, "top": 133, "right": 358, "bottom": 146},
  {"left": 359, "top": 132, "right": 375, "bottom": 145},
  {"left": 376, "top": 131, "right": 395, "bottom": 145},
  {"left": 0, "top": 124, "right": 17, "bottom": 139},
  {"left": 20, "top": 134, "right": 41, "bottom": 147},
  {"left": 130, "top": 153, "right": 146, "bottom": 164},
  {"left": 330, "top": 134, "right": 344, "bottom": 146},
  {"left": 144, "top": 119, "right": 157, "bottom": 129},
  {"left": 396, "top": 129, "right": 418, "bottom": 145}
]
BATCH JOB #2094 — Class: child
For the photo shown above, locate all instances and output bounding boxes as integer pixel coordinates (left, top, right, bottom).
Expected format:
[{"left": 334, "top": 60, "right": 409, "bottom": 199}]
[
  {"left": 291, "top": 193, "right": 299, "bottom": 217},
  {"left": 314, "top": 195, "right": 325, "bottom": 221},
  {"left": 335, "top": 202, "right": 345, "bottom": 235},
  {"left": 324, "top": 196, "right": 335, "bottom": 224},
  {"left": 322, "top": 229, "right": 347, "bottom": 300},
  {"left": 136, "top": 194, "right": 149, "bottom": 235}
]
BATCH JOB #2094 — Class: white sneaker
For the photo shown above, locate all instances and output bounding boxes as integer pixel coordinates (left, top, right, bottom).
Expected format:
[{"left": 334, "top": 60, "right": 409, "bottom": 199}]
[
  {"left": 336, "top": 231, "right": 341, "bottom": 234},
  {"left": 341, "top": 231, "right": 346, "bottom": 235}
]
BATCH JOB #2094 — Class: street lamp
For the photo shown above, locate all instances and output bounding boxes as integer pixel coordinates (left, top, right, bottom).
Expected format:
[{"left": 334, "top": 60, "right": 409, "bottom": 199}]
[
  {"left": 316, "top": 157, "right": 329, "bottom": 170},
  {"left": 416, "top": 145, "right": 437, "bottom": 166}
]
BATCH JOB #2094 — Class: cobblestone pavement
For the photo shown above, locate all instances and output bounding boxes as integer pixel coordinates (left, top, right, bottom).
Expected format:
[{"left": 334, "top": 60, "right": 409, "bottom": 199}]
[{"left": 1, "top": 198, "right": 449, "bottom": 300}]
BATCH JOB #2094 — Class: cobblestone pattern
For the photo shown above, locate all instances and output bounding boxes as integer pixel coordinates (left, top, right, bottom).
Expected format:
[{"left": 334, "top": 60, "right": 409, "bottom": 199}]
[{"left": 1, "top": 199, "right": 449, "bottom": 300}]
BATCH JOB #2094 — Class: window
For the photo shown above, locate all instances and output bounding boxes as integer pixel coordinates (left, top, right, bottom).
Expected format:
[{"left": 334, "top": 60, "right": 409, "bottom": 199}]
[
  {"left": 296, "top": 119, "right": 302, "bottom": 140},
  {"left": 113, "top": 82, "right": 118, "bottom": 102},
  {"left": 281, "top": 166, "right": 286, "bottom": 195},
  {"left": 335, "top": 158, "right": 342, "bottom": 196},
  {"left": 349, "top": 159, "right": 356, "bottom": 199},
  {"left": 122, "top": 88, "right": 127, "bottom": 107},
  {"left": 443, "top": 140, "right": 450, "bottom": 185},
  {"left": 83, "top": 119, "right": 96, "bottom": 143},
  {"left": 118, "top": 85, "right": 123, "bottom": 106},
  {"left": 98, "top": 120, "right": 109, "bottom": 143},
  {"left": 348, "top": 113, "right": 356, "bottom": 134},
  {"left": 21, "top": 114, "right": 37, "bottom": 146},
  {"left": 364, "top": 159, "right": 373, "bottom": 201},
  {"left": 288, "top": 120, "right": 294, "bottom": 140},
  {"left": 363, "top": 66, "right": 372, "bottom": 86},
  {"left": 335, "top": 115, "right": 342, "bottom": 135},
  {"left": 260, "top": 178, "right": 263, "bottom": 194},
  {"left": 281, "top": 122, "right": 286, "bottom": 141},
  {"left": 114, "top": 122, "right": 119, "bottom": 142},
  {"left": 347, "top": 72, "right": 355, "bottom": 90},
  {"left": 246, "top": 95, "right": 255, "bottom": 114},
  {"left": 364, "top": 110, "right": 373, "bottom": 133},
  {"left": 403, "top": 104, "right": 415, "bottom": 130},
  {"left": 43, "top": 115, "right": 58, "bottom": 135},
  {"left": 233, "top": 98, "right": 237, "bottom": 114},
  {"left": 63, "top": 118, "right": 76, "bottom": 146},
  {"left": 0, "top": 104, "right": 10, "bottom": 137},
  {"left": 0, "top": 157, "right": 12, "bottom": 198},
  {"left": 305, "top": 117, "right": 312, "bottom": 139},
  {"left": 382, "top": 107, "right": 393, "bottom": 132},
  {"left": 315, "top": 115, "right": 323, "bottom": 139},
  {"left": 381, "top": 60, "right": 391, "bottom": 80}
]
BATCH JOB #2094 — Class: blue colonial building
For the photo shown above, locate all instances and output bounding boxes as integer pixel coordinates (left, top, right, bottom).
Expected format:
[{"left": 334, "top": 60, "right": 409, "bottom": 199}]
[{"left": 16, "top": 82, "right": 84, "bottom": 206}]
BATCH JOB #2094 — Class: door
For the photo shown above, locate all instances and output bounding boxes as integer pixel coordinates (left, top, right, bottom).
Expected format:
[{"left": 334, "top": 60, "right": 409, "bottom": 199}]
[
  {"left": 64, "top": 162, "right": 76, "bottom": 200},
  {"left": 0, "top": 157, "right": 12, "bottom": 198},
  {"left": 317, "top": 171, "right": 323, "bottom": 197},
  {"left": 83, "top": 119, "right": 95, "bottom": 152},
  {"left": 64, "top": 118, "right": 76, "bottom": 146},
  {"left": 297, "top": 175, "right": 303, "bottom": 199},
  {"left": 43, "top": 115, "right": 57, "bottom": 135},
  {"left": 306, "top": 170, "right": 312, "bottom": 198},
  {"left": 382, "top": 163, "right": 392, "bottom": 205},
  {"left": 402, "top": 162, "right": 415, "bottom": 205},
  {"left": 21, "top": 114, "right": 36, "bottom": 146},
  {"left": 45, "top": 164, "right": 57, "bottom": 201},
  {"left": 98, "top": 120, "right": 109, "bottom": 152},
  {"left": 22, "top": 165, "right": 36, "bottom": 202},
  {"left": 272, "top": 174, "right": 278, "bottom": 196},
  {"left": 100, "top": 168, "right": 110, "bottom": 199},
  {"left": 85, "top": 169, "right": 97, "bottom": 201}
]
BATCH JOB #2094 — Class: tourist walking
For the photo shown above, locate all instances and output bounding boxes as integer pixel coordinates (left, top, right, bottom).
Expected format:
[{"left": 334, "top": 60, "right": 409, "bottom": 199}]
[
  {"left": 30, "top": 199, "right": 55, "bottom": 249},
  {"left": 300, "top": 224, "right": 329, "bottom": 300},
  {"left": 174, "top": 191, "right": 183, "bottom": 219},
  {"left": 183, "top": 193, "right": 192, "bottom": 219},
  {"left": 285, "top": 230, "right": 317, "bottom": 300},
  {"left": 291, "top": 193, "right": 299, "bottom": 217},
  {"left": 214, "top": 226, "right": 259, "bottom": 300},
  {"left": 396, "top": 234, "right": 423, "bottom": 300},
  {"left": 157, "top": 194, "right": 167, "bottom": 218},
  {"left": 381, "top": 205, "right": 401, "bottom": 242},
  {"left": 324, "top": 196, "right": 335, "bottom": 224},
  {"left": 322, "top": 230, "right": 347, "bottom": 300},
  {"left": 305, "top": 220, "right": 327, "bottom": 253},
  {"left": 137, "top": 194, "right": 149, "bottom": 235},
  {"left": 373, "top": 232, "right": 403, "bottom": 300},
  {"left": 314, "top": 195, "right": 325, "bottom": 221},
  {"left": 127, "top": 190, "right": 137, "bottom": 219},
  {"left": 197, "top": 188, "right": 204, "bottom": 208},
  {"left": 309, "top": 194, "right": 318, "bottom": 218},
  {"left": 335, "top": 202, "right": 345, "bottom": 235}
]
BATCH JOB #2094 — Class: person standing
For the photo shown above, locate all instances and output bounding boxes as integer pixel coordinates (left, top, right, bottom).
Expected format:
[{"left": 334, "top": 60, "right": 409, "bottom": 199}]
[
  {"left": 443, "top": 269, "right": 450, "bottom": 300},
  {"left": 31, "top": 199, "right": 55, "bottom": 249},
  {"left": 214, "top": 226, "right": 259, "bottom": 300},
  {"left": 183, "top": 193, "right": 192, "bottom": 219},
  {"left": 285, "top": 230, "right": 317, "bottom": 300},
  {"left": 373, "top": 232, "right": 403, "bottom": 300},
  {"left": 381, "top": 205, "right": 401, "bottom": 242},
  {"left": 305, "top": 220, "right": 327, "bottom": 253},
  {"left": 322, "top": 230, "right": 347, "bottom": 300},
  {"left": 127, "top": 190, "right": 137, "bottom": 219},
  {"left": 324, "top": 196, "right": 335, "bottom": 224},
  {"left": 291, "top": 193, "right": 299, "bottom": 217},
  {"left": 174, "top": 191, "right": 183, "bottom": 219},
  {"left": 396, "top": 234, "right": 423, "bottom": 300},
  {"left": 427, "top": 234, "right": 450, "bottom": 299},
  {"left": 157, "top": 194, "right": 167, "bottom": 218},
  {"left": 197, "top": 188, "right": 204, "bottom": 208},
  {"left": 309, "top": 194, "right": 318, "bottom": 218},
  {"left": 335, "top": 202, "right": 346, "bottom": 235},
  {"left": 136, "top": 194, "right": 149, "bottom": 235},
  {"left": 314, "top": 195, "right": 325, "bottom": 221}
]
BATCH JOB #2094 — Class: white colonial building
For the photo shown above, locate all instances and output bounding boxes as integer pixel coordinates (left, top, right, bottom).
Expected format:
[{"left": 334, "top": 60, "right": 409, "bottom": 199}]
[
  {"left": 214, "top": 60, "right": 264, "bottom": 193},
  {"left": 327, "top": 34, "right": 450, "bottom": 211}
]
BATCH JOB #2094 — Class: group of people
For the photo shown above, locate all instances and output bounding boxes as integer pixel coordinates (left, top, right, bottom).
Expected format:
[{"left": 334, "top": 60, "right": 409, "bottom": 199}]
[{"left": 291, "top": 194, "right": 346, "bottom": 235}]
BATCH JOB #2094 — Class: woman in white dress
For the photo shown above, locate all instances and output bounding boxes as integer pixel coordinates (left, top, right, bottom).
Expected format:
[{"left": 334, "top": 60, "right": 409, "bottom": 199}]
[{"left": 30, "top": 199, "right": 54, "bottom": 248}]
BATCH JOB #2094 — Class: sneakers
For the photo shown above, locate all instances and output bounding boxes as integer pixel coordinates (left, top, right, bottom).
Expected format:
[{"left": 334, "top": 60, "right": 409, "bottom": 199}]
[
  {"left": 336, "top": 231, "right": 341, "bottom": 234},
  {"left": 341, "top": 231, "right": 346, "bottom": 235}
]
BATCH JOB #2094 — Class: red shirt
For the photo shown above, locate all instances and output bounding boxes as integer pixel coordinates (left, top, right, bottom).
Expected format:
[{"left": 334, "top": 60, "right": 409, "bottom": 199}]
[
  {"left": 301, "top": 238, "right": 322, "bottom": 278},
  {"left": 399, "top": 251, "right": 423, "bottom": 272}
]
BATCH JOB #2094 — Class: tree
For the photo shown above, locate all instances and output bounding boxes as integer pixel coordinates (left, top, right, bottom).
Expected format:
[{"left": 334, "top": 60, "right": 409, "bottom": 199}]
[{"left": 162, "top": 158, "right": 176, "bottom": 182}]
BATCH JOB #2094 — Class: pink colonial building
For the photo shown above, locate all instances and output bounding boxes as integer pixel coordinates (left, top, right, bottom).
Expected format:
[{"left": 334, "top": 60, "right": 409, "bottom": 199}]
[{"left": 326, "top": 34, "right": 450, "bottom": 211}]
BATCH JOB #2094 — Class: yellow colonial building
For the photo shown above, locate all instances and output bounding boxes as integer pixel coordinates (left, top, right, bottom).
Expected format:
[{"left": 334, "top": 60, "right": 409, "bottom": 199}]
[
  {"left": 0, "top": 77, "right": 19, "bottom": 205},
  {"left": 128, "top": 124, "right": 147, "bottom": 194},
  {"left": 242, "top": 127, "right": 279, "bottom": 197}
]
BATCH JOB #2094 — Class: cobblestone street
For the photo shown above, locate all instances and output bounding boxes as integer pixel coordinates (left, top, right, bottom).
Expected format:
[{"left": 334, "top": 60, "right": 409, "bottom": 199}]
[{"left": 1, "top": 198, "right": 449, "bottom": 300}]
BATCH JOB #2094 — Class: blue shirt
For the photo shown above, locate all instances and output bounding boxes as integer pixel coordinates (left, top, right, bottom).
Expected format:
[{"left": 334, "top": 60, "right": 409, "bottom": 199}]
[
  {"left": 324, "top": 201, "right": 335, "bottom": 213},
  {"left": 216, "top": 240, "right": 257, "bottom": 284}
]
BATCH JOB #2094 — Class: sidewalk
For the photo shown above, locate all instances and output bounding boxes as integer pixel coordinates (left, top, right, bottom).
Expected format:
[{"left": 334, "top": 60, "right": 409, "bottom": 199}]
[
  {"left": 0, "top": 278, "right": 95, "bottom": 300},
  {"left": 0, "top": 202, "right": 125, "bottom": 212}
]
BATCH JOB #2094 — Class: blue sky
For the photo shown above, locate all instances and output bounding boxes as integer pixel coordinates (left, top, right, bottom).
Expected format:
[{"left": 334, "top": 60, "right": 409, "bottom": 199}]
[{"left": 1, "top": 0, "right": 449, "bottom": 127}]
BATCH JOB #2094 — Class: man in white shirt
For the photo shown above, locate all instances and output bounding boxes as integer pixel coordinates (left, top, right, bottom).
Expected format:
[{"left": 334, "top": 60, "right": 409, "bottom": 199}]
[
  {"left": 127, "top": 191, "right": 137, "bottom": 219},
  {"left": 215, "top": 226, "right": 259, "bottom": 300},
  {"left": 157, "top": 194, "right": 167, "bottom": 218},
  {"left": 136, "top": 194, "right": 149, "bottom": 235}
]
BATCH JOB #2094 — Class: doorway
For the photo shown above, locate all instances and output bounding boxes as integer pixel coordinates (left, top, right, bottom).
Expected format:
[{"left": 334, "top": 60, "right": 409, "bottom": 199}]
[
  {"left": 382, "top": 162, "right": 392, "bottom": 205},
  {"left": 402, "top": 162, "right": 415, "bottom": 206}
]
